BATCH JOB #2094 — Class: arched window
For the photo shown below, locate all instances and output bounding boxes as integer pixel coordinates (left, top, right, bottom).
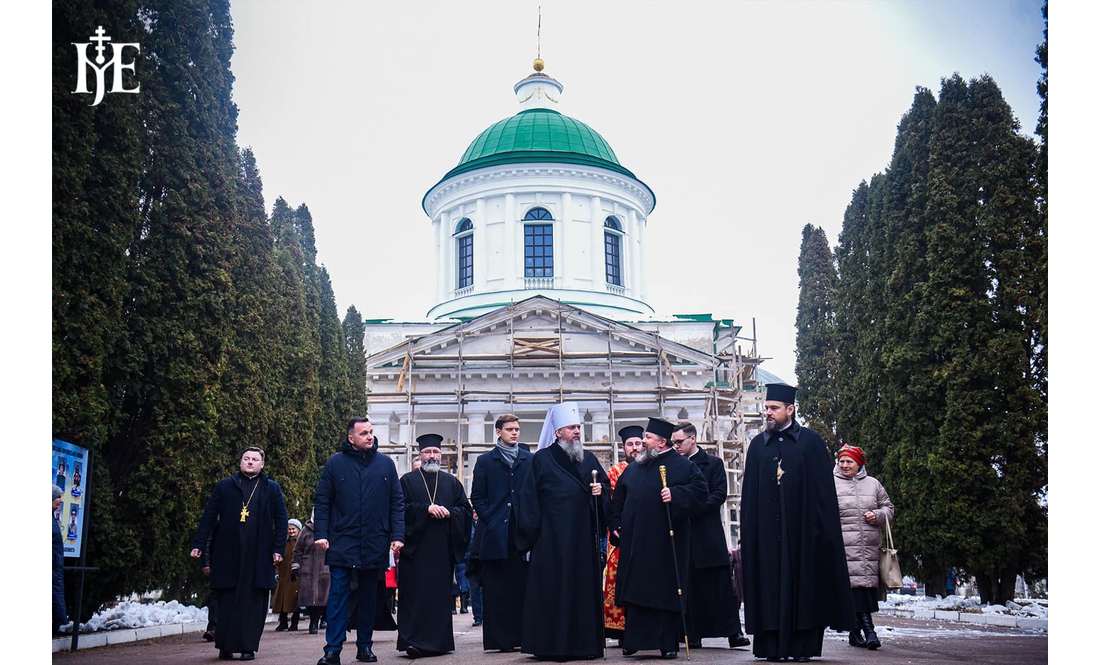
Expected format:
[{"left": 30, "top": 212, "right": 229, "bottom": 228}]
[
  {"left": 604, "top": 216, "right": 623, "bottom": 286},
  {"left": 455, "top": 218, "right": 473, "bottom": 289},
  {"left": 524, "top": 208, "right": 554, "bottom": 278}
]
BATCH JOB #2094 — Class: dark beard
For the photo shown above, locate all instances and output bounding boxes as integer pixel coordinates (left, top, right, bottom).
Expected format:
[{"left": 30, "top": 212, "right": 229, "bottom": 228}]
[
  {"left": 636, "top": 447, "right": 657, "bottom": 465},
  {"left": 765, "top": 419, "right": 788, "bottom": 433},
  {"left": 558, "top": 439, "right": 584, "bottom": 464}
]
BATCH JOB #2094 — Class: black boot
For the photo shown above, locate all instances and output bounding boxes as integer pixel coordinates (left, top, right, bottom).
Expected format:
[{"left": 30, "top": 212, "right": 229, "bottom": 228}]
[
  {"left": 452, "top": 596, "right": 458, "bottom": 615},
  {"left": 308, "top": 607, "right": 320, "bottom": 634},
  {"left": 848, "top": 629, "right": 867, "bottom": 648},
  {"left": 857, "top": 613, "right": 881, "bottom": 650},
  {"left": 290, "top": 609, "right": 300, "bottom": 631},
  {"left": 275, "top": 612, "right": 289, "bottom": 631},
  {"left": 460, "top": 591, "right": 470, "bottom": 614}
]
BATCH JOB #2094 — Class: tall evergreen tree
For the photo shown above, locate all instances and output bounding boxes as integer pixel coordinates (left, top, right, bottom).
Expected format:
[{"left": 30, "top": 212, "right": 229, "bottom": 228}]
[
  {"left": 834, "top": 75, "right": 1046, "bottom": 605},
  {"left": 794, "top": 224, "right": 839, "bottom": 448},
  {"left": 344, "top": 305, "right": 369, "bottom": 418}
]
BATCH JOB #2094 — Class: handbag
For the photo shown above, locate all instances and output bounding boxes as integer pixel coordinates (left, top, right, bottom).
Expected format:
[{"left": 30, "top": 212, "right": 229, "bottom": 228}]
[{"left": 879, "top": 516, "right": 903, "bottom": 589}]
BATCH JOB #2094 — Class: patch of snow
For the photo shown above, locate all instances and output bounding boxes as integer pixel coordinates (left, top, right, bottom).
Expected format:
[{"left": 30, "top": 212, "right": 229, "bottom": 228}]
[
  {"left": 59, "top": 600, "right": 208, "bottom": 634},
  {"left": 881, "top": 593, "right": 1048, "bottom": 620}
]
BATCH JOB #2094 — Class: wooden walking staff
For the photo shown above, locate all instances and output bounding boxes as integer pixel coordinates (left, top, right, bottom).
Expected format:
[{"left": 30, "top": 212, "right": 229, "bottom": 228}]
[
  {"left": 659, "top": 465, "right": 691, "bottom": 660},
  {"left": 591, "top": 469, "right": 607, "bottom": 659}
]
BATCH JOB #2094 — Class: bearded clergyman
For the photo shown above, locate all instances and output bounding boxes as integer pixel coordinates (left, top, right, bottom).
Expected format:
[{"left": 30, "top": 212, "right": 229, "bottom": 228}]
[
  {"left": 396, "top": 434, "right": 472, "bottom": 658},
  {"left": 515, "top": 402, "right": 610, "bottom": 661}
]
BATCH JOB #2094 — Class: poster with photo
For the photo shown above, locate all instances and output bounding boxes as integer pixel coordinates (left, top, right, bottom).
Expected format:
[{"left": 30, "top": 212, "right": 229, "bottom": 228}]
[{"left": 53, "top": 439, "right": 90, "bottom": 558}]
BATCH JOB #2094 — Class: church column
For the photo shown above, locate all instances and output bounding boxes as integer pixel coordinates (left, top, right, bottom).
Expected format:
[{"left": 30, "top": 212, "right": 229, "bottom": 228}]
[
  {"left": 466, "top": 411, "right": 486, "bottom": 444},
  {"left": 438, "top": 211, "right": 451, "bottom": 301},
  {"left": 558, "top": 191, "right": 571, "bottom": 287},
  {"left": 475, "top": 197, "right": 487, "bottom": 292},
  {"left": 505, "top": 193, "right": 517, "bottom": 291},
  {"left": 637, "top": 212, "right": 648, "bottom": 302},
  {"left": 433, "top": 214, "right": 444, "bottom": 303},
  {"left": 589, "top": 407, "right": 611, "bottom": 446},
  {"left": 591, "top": 195, "right": 604, "bottom": 288},
  {"left": 628, "top": 209, "right": 641, "bottom": 298},
  {"left": 508, "top": 189, "right": 521, "bottom": 287}
]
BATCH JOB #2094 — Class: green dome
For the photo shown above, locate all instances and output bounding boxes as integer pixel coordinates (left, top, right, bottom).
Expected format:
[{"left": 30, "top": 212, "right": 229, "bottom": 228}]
[{"left": 424, "top": 107, "right": 655, "bottom": 213}]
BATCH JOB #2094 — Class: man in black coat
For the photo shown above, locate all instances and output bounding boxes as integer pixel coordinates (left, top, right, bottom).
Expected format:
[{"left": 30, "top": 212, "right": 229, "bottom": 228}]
[
  {"left": 192, "top": 447, "right": 289, "bottom": 661},
  {"left": 671, "top": 422, "right": 750, "bottom": 649},
  {"left": 515, "top": 402, "right": 610, "bottom": 661},
  {"left": 396, "top": 434, "right": 472, "bottom": 657},
  {"left": 741, "top": 383, "right": 854, "bottom": 662},
  {"left": 469, "top": 413, "right": 532, "bottom": 652},
  {"left": 314, "top": 418, "right": 406, "bottom": 665},
  {"left": 609, "top": 417, "right": 708, "bottom": 660}
]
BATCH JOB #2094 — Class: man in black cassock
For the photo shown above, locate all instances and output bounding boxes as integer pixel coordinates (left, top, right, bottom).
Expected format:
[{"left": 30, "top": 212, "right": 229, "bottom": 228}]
[
  {"left": 397, "top": 434, "right": 472, "bottom": 658},
  {"left": 671, "top": 422, "right": 751, "bottom": 650},
  {"left": 516, "top": 402, "right": 610, "bottom": 661},
  {"left": 609, "top": 417, "right": 708, "bottom": 660},
  {"left": 741, "top": 383, "right": 854, "bottom": 662},
  {"left": 192, "top": 447, "right": 288, "bottom": 661}
]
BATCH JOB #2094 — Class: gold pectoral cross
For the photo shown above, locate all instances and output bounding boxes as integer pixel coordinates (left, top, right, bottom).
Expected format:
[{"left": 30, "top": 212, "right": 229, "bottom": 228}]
[
  {"left": 240, "top": 506, "right": 249, "bottom": 522},
  {"left": 776, "top": 459, "right": 785, "bottom": 485}
]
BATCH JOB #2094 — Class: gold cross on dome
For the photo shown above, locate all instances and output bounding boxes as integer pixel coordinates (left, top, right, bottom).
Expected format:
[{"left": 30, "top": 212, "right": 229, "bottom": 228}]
[{"left": 776, "top": 459, "right": 785, "bottom": 485}]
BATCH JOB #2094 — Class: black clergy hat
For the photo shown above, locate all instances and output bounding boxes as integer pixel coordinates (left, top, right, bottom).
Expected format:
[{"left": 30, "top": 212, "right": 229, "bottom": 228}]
[
  {"left": 765, "top": 383, "right": 798, "bottom": 404},
  {"left": 645, "top": 417, "right": 675, "bottom": 440},
  {"left": 416, "top": 433, "right": 444, "bottom": 451},
  {"left": 618, "top": 425, "right": 644, "bottom": 443}
]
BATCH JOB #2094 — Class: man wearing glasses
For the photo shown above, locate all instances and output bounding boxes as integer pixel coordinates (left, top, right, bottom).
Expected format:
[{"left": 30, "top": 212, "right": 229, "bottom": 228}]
[
  {"left": 672, "top": 423, "right": 751, "bottom": 650},
  {"left": 192, "top": 447, "right": 289, "bottom": 661}
]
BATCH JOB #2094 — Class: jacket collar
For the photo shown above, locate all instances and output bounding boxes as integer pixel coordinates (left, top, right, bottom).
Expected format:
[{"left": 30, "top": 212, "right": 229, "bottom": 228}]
[{"left": 762, "top": 419, "right": 803, "bottom": 445}]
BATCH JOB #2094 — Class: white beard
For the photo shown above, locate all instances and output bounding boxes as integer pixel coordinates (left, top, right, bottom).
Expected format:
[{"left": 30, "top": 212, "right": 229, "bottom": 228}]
[
  {"left": 421, "top": 460, "right": 441, "bottom": 474},
  {"left": 636, "top": 447, "right": 658, "bottom": 465},
  {"left": 558, "top": 439, "right": 584, "bottom": 464}
]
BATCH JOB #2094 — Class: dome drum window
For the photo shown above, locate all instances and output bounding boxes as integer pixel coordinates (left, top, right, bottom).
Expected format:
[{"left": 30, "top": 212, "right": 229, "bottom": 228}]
[{"left": 455, "top": 218, "right": 473, "bottom": 289}]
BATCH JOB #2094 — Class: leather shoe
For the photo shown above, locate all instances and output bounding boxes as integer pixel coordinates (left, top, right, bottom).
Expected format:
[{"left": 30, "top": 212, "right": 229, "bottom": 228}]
[
  {"left": 218, "top": 651, "right": 233, "bottom": 660},
  {"left": 660, "top": 650, "right": 678, "bottom": 659},
  {"left": 687, "top": 641, "right": 702, "bottom": 649},
  {"left": 621, "top": 649, "right": 637, "bottom": 656},
  {"left": 405, "top": 646, "right": 424, "bottom": 659},
  {"left": 203, "top": 630, "right": 215, "bottom": 642},
  {"left": 318, "top": 652, "right": 341, "bottom": 665},
  {"left": 728, "top": 635, "right": 751, "bottom": 648},
  {"left": 239, "top": 653, "right": 255, "bottom": 661},
  {"left": 356, "top": 647, "right": 377, "bottom": 663},
  {"left": 471, "top": 619, "right": 483, "bottom": 627}
]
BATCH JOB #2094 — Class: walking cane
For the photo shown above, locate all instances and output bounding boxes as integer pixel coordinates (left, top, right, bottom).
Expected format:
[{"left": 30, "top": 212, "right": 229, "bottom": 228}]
[
  {"left": 591, "top": 469, "right": 606, "bottom": 659},
  {"left": 659, "top": 465, "right": 691, "bottom": 661}
]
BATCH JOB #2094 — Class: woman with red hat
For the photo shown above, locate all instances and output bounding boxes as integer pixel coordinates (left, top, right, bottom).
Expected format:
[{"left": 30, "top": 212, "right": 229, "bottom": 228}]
[{"left": 833, "top": 445, "right": 894, "bottom": 650}]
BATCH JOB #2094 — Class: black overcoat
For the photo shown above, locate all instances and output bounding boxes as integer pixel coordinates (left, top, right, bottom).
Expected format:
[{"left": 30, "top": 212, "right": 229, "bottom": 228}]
[
  {"left": 608, "top": 449, "right": 708, "bottom": 613},
  {"left": 192, "top": 471, "right": 288, "bottom": 590},
  {"left": 740, "top": 421, "right": 854, "bottom": 634},
  {"left": 687, "top": 449, "right": 734, "bottom": 569},
  {"left": 515, "top": 444, "right": 610, "bottom": 659},
  {"left": 470, "top": 444, "right": 531, "bottom": 561}
]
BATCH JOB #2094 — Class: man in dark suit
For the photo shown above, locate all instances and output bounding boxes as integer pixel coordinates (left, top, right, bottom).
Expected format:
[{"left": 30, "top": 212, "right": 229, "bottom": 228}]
[
  {"left": 672, "top": 422, "right": 750, "bottom": 649},
  {"left": 469, "top": 414, "right": 532, "bottom": 652},
  {"left": 192, "top": 447, "right": 289, "bottom": 661}
]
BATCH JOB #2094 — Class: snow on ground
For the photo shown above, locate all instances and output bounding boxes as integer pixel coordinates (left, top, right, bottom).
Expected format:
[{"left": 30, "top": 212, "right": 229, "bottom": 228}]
[
  {"left": 881, "top": 592, "right": 1048, "bottom": 619},
  {"left": 60, "top": 593, "right": 1045, "bottom": 634}
]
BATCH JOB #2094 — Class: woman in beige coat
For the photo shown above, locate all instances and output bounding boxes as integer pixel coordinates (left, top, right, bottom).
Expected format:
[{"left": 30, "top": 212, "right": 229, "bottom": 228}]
[{"left": 833, "top": 445, "right": 894, "bottom": 650}]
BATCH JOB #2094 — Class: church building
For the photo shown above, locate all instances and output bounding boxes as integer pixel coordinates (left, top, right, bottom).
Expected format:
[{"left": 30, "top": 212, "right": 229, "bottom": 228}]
[{"left": 362, "top": 59, "right": 776, "bottom": 543}]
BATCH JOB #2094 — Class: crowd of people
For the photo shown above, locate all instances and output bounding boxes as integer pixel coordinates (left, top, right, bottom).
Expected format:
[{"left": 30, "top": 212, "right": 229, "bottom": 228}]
[{"left": 180, "top": 382, "right": 893, "bottom": 663}]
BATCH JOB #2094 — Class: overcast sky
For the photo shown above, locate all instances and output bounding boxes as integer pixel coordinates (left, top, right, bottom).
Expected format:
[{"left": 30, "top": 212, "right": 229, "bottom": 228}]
[{"left": 228, "top": 0, "right": 1046, "bottom": 383}]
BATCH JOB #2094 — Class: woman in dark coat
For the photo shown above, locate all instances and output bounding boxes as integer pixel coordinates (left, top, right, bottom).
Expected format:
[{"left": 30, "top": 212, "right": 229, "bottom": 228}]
[
  {"left": 272, "top": 519, "right": 302, "bottom": 631},
  {"left": 53, "top": 485, "right": 67, "bottom": 632},
  {"left": 292, "top": 512, "right": 331, "bottom": 634}
]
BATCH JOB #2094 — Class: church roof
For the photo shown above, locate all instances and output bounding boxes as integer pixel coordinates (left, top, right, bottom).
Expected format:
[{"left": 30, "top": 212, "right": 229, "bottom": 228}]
[{"left": 429, "top": 108, "right": 652, "bottom": 194}]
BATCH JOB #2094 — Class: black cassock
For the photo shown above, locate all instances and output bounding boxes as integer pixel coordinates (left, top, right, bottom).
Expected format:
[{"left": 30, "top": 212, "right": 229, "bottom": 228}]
[
  {"left": 397, "top": 469, "right": 471, "bottom": 654},
  {"left": 516, "top": 443, "right": 610, "bottom": 660},
  {"left": 608, "top": 449, "right": 707, "bottom": 653},
  {"left": 741, "top": 421, "right": 854, "bottom": 660},
  {"left": 686, "top": 448, "right": 744, "bottom": 641}
]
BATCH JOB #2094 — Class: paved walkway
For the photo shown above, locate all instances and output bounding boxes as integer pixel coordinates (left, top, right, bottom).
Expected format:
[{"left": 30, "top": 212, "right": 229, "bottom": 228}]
[{"left": 51, "top": 610, "right": 1047, "bottom": 665}]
